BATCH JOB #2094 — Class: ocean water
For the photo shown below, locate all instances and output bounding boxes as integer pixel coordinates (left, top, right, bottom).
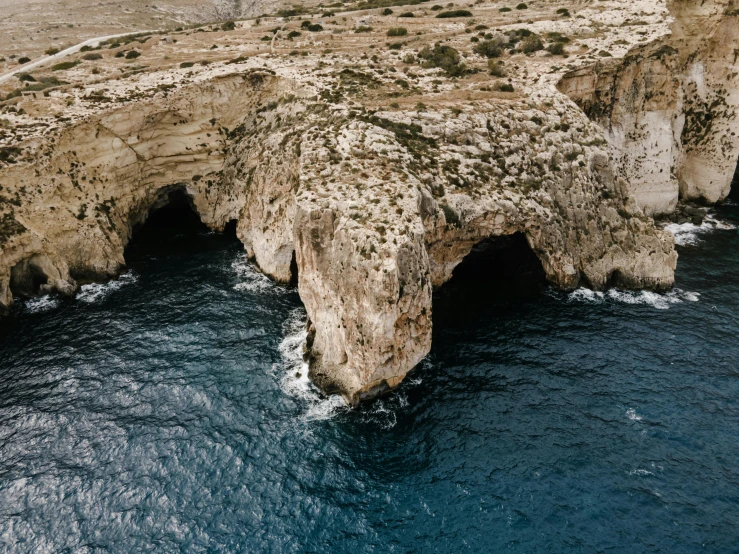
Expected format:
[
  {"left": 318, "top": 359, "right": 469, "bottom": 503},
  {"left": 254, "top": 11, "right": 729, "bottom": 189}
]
[{"left": 1, "top": 202, "right": 739, "bottom": 553}]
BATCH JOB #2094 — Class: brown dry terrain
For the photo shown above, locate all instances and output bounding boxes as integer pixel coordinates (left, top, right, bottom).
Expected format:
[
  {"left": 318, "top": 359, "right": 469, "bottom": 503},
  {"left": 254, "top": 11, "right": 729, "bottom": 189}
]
[{"left": 0, "top": 0, "right": 290, "bottom": 63}]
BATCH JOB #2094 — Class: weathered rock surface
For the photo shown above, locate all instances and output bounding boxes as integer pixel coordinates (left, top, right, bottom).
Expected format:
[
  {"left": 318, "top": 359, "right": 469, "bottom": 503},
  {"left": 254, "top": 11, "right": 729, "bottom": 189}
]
[
  {"left": 0, "top": 70, "right": 677, "bottom": 403},
  {"left": 558, "top": 0, "right": 739, "bottom": 214},
  {"left": 8, "top": 0, "right": 736, "bottom": 403}
]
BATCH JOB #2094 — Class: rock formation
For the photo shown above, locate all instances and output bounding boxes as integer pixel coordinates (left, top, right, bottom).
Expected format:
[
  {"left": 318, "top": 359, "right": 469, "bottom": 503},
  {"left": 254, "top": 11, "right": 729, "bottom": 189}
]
[
  {"left": 557, "top": 0, "right": 739, "bottom": 214},
  {"left": 4, "top": 0, "right": 735, "bottom": 403}
]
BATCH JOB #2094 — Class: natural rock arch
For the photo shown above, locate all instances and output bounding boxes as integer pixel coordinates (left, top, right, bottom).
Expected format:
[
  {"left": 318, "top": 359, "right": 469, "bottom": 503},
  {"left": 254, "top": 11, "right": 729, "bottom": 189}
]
[
  {"left": 0, "top": 70, "right": 677, "bottom": 405},
  {"left": 443, "top": 233, "right": 546, "bottom": 291}
]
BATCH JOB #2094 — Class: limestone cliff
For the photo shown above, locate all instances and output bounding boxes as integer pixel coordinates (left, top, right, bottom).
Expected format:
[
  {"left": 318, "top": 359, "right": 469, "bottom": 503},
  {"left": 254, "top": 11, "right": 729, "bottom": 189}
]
[
  {"left": 0, "top": 69, "right": 676, "bottom": 403},
  {"left": 0, "top": 0, "right": 705, "bottom": 404},
  {"left": 557, "top": 0, "right": 739, "bottom": 214}
]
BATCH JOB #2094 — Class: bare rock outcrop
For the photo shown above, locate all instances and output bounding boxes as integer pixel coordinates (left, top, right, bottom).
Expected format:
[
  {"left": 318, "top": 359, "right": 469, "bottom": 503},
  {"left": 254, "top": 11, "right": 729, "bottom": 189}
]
[
  {"left": 557, "top": 0, "right": 739, "bottom": 214},
  {"left": 5, "top": 0, "right": 719, "bottom": 404},
  {"left": 0, "top": 66, "right": 677, "bottom": 403}
]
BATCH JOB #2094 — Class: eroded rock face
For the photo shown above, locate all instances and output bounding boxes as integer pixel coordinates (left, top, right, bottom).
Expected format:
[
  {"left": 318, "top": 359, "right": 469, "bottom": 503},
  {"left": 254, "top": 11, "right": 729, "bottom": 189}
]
[
  {"left": 0, "top": 71, "right": 291, "bottom": 308},
  {"left": 0, "top": 65, "right": 679, "bottom": 402},
  {"left": 17, "top": 0, "right": 739, "bottom": 403},
  {"left": 290, "top": 101, "right": 676, "bottom": 402},
  {"left": 557, "top": 0, "right": 739, "bottom": 214}
]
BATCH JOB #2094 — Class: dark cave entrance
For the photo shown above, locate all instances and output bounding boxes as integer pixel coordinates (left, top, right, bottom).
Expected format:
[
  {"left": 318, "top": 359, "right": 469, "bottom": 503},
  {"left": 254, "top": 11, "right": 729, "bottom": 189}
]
[
  {"left": 135, "top": 188, "right": 209, "bottom": 235},
  {"left": 433, "top": 233, "right": 547, "bottom": 322},
  {"left": 124, "top": 188, "right": 237, "bottom": 261},
  {"left": 9, "top": 258, "right": 49, "bottom": 298},
  {"left": 729, "top": 156, "right": 739, "bottom": 202}
]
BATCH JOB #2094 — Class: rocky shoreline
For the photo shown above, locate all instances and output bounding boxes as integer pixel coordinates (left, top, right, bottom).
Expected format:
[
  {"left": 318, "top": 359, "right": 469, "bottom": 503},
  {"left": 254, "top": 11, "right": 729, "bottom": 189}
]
[{"left": 1, "top": 0, "right": 737, "bottom": 403}]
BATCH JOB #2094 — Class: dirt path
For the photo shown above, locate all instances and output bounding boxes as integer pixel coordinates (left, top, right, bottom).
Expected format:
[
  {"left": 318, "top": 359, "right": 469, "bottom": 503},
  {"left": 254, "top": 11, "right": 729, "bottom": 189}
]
[{"left": 0, "top": 29, "right": 162, "bottom": 85}]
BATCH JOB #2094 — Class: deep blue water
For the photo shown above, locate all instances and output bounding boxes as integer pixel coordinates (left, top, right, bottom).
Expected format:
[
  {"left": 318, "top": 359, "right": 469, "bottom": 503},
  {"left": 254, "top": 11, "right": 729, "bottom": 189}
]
[{"left": 1, "top": 205, "right": 739, "bottom": 553}]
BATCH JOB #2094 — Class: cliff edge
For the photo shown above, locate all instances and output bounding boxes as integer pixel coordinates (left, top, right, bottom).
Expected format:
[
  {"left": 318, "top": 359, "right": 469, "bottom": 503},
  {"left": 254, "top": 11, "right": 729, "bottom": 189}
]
[{"left": 3, "top": 0, "right": 726, "bottom": 402}]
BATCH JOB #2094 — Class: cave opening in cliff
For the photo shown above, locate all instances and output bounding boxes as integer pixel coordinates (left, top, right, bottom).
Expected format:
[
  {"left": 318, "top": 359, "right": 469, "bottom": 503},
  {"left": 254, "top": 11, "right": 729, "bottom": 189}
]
[
  {"left": 433, "top": 233, "right": 547, "bottom": 319},
  {"left": 9, "top": 259, "right": 49, "bottom": 299},
  {"left": 124, "top": 188, "right": 238, "bottom": 262},
  {"left": 138, "top": 188, "right": 207, "bottom": 234}
]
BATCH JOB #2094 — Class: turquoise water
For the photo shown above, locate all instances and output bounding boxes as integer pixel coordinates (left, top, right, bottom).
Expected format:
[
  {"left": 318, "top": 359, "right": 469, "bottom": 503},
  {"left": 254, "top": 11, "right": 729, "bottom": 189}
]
[{"left": 1, "top": 203, "right": 739, "bottom": 552}]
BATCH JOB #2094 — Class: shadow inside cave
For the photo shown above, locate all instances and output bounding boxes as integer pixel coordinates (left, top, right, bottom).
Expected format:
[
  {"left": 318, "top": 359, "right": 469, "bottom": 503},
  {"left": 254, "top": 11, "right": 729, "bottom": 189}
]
[
  {"left": 124, "top": 188, "right": 238, "bottom": 262},
  {"left": 432, "top": 233, "right": 547, "bottom": 326}
]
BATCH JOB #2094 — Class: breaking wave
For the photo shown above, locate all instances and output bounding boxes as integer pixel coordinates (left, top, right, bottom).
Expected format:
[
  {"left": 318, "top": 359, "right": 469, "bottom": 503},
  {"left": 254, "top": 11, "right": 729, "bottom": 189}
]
[
  {"left": 232, "top": 254, "right": 279, "bottom": 293},
  {"left": 560, "top": 287, "right": 700, "bottom": 310},
  {"left": 663, "top": 213, "right": 736, "bottom": 246},
  {"left": 22, "top": 295, "right": 61, "bottom": 313},
  {"left": 76, "top": 271, "right": 138, "bottom": 303},
  {"left": 276, "top": 308, "right": 348, "bottom": 421}
]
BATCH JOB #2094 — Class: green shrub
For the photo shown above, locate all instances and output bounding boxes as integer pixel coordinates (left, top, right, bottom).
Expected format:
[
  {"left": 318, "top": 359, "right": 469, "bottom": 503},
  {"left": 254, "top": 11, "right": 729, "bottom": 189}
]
[
  {"left": 488, "top": 60, "right": 505, "bottom": 76},
  {"left": 387, "top": 27, "right": 408, "bottom": 36},
  {"left": 520, "top": 35, "right": 543, "bottom": 54},
  {"left": 441, "top": 203, "right": 459, "bottom": 227},
  {"left": 301, "top": 21, "right": 324, "bottom": 32},
  {"left": 436, "top": 10, "right": 472, "bottom": 17},
  {"left": 546, "top": 42, "right": 565, "bottom": 55},
  {"left": 51, "top": 60, "right": 80, "bottom": 71},
  {"left": 473, "top": 40, "right": 502, "bottom": 58},
  {"left": 5, "top": 76, "right": 65, "bottom": 100},
  {"left": 546, "top": 32, "right": 570, "bottom": 43},
  {"left": 418, "top": 43, "right": 466, "bottom": 76}
]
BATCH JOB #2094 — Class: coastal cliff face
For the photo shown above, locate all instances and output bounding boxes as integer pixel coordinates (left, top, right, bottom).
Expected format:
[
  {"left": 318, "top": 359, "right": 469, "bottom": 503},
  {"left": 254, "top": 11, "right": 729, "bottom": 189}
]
[
  {"left": 0, "top": 69, "right": 676, "bottom": 403},
  {"left": 557, "top": 0, "right": 739, "bottom": 214},
  {"left": 5, "top": 0, "right": 733, "bottom": 403}
]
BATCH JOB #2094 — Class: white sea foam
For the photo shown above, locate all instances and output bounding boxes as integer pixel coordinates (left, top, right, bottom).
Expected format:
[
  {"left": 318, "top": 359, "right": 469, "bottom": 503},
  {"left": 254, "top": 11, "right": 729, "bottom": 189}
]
[
  {"left": 231, "top": 254, "right": 276, "bottom": 292},
  {"left": 627, "top": 469, "right": 653, "bottom": 476},
  {"left": 276, "top": 308, "right": 348, "bottom": 421},
  {"left": 565, "top": 287, "right": 699, "bottom": 310},
  {"left": 663, "top": 213, "right": 736, "bottom": 246},
  {"left": 76, "top": 271, "right": 138, "bottom": 303},
  {"left": 276, "top": 309, "right": 415, "bottom": 424},
  {"left": 23, "top": 295, "right": 61, "bottom": 313}
]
